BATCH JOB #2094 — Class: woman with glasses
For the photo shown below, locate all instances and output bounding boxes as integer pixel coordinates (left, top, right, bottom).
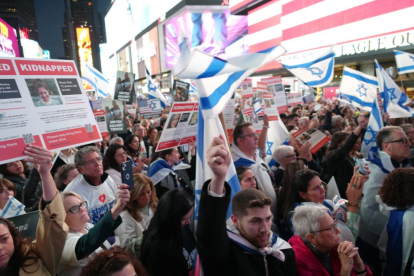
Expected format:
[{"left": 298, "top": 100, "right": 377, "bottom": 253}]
[
  {"left": 289, "top": 204, "right": 372, "bottom": 276},
  {"left": 57, "top": 184, "right": 130, "bottom": 276},
  {"left": 103, "top": 144, "right": 142, "bottom": 187},
  {"left": 285, "top": 169, "right": 364, "bottom": 243}
]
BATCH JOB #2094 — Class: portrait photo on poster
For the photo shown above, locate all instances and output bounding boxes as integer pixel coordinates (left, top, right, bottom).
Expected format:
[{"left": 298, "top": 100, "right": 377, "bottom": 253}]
[
  {"left": 114, "top": 71, "right": 135, "bottom": 103},
  {"left": 25, "top": 78, "right": 63, "bottom": 107},
  {"left": 167, "top": 113, "right": 181, "bottom": 129},
  {"left": 172, "top": 80, "right": 189, "bottom": 102}
]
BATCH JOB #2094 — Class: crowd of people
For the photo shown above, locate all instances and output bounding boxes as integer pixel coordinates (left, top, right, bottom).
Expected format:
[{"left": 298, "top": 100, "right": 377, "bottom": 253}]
[{"left": 0, "top": 97, "right": 413, "bottom": 276}]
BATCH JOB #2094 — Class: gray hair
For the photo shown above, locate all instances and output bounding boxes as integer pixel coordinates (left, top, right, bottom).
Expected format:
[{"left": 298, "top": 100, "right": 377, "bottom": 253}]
[
  {"left": 400, "top": 124, "right": 414, "bottom": 134},
  {"left": 109, "top": 137, "right": 124, "bottom": 146},
  {"left": 298, "top": 117, "right": 309, "bottom": 128},
  {"left": 376, "top": 126, "right": 403, "bottom": 151},
  {"left": 331, "top": 115, "right": 343, "bottom": 126},
  {"left": 74, "top": 146, "right": 101, "bottom": 167},
  {"left": 132, "top": 123, "right": 143, "bottom": 133},
  {"left": 272, "top": 145, "right": 295, "bottom": 164},
  {"left": 292, "top": 204, "right": 327, "bottom": 240}
]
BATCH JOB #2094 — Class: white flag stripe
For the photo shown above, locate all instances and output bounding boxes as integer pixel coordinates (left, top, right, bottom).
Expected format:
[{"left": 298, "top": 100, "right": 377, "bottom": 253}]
[
  {"left": 145, "top": 66, "right": 168, "bottom": 108},
  {"left": 394, "top": 50, "right": 414, "bottom": 74},
  {"left": 361, "top": 98, "right": 383, "bottom": 160},
  {"left": 248, "top": 1, "right": 281, "bottom": 26},
  {"left": 81, "top": 63, "right": 109, "bottom": 97}
]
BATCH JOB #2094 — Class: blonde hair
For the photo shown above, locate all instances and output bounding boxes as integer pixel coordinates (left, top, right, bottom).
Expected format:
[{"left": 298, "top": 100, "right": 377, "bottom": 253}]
[{"left": 125, "top": 174, "right": 158, "bottom": 222}]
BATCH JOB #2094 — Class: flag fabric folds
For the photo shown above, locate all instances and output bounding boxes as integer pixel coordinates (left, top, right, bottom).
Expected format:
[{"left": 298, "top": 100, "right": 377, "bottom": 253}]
[
  {"left": 173, "top": 42, "right": 286, "bottom": 118},
  {"left": 361, "top": 97, "right": 383, "bottom": 160},
  {"left": 146, "top": 66, "right": 168, "bottom": 109},
  {"left": 0, "top": 196, "right": 25, "bottom": 218},
  {"left": 339, "top": 66, "right": 378, "bottom": 111},
  {"left": 394, "top": 50, "right": 414, "bottom": 74},
  {"left": 375, "top": 60, "right": 414, "bottom": 118},
  {"left": 281, "top": 47, "right": 335, "bottom": 87},
  {"left": 81, "top": 63, "right": 109, "bottom": 98},
  {"left": 195, "top": 109, "right": 240, "bottom": 221}
]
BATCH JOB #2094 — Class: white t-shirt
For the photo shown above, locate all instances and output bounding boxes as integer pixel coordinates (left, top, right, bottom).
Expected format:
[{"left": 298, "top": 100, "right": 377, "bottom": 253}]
[
  {"left": 64, "top": 174, "right": 117, "bottom": 224},
  {"left": 114, "top": 209, "right": 153, "bottom": 248}
]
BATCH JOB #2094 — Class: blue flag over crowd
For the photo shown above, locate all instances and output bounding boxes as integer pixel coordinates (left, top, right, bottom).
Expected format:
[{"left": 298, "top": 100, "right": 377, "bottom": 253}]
[
  {"left": 145, "top": 66, "right": 168, "bottom": 108},
  {"left": 81, "top": 63, "right": 109, "bottom": 98}
]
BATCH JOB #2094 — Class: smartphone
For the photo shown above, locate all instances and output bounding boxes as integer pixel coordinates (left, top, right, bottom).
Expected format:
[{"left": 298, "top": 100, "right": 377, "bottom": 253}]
[
  {"left": 356, "top": 159, "right": 368, "bottom": 175},
  {"left": 312, "top": 113, "right": 318, "bottom": 120},
  {"left": 345, "top": 119, "right": 350, "bottom": 126},
  {"left": 121, "top": 161, "right": 134, "bottom": 191}
]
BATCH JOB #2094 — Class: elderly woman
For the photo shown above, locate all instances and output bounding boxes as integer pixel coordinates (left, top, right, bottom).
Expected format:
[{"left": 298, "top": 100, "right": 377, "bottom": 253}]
[
  {"left": 378, "top": 168, "right": 414, "bottom": 276},
  {"left": 289, "top": 204, "right": 372, "bottom": 276},
  {"left": 272, "top": 145, "right": 297, "bottom": 187},
  {"left": 57, "top": 184, "right": 130, "bottom": 275},
  {"left": 115, "top": 174, "right": 157, "bottom": 257},
  {"left": 284, "top": 169, "right": 364, "bottom": 242}
]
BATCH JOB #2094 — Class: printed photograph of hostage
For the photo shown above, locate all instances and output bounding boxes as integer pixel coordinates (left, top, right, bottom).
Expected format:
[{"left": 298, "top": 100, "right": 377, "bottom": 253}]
[
  {"left": 102, "top": 99, "right": 127, "bottom": 134},
  {"left": 114, "top": 71, "right": 135, "bottom": 103},
  {"left": 26, "top": 78, "right": 63, "bottom": 107},
  {"left": 167, "top": 113, "right": 181, "bottom": 129}
]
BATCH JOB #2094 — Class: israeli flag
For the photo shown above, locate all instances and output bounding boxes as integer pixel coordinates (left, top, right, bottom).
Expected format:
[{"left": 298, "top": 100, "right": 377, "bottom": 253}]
[
  {"left": 195, "top": 109, "right": 240, "bottom": 222},
  {"left": 340, "top": 66, "right": 378, "bottom": 111},
  {"left": 81, "top": 63, "right": 109, "bottom": 98},
  {"left": 383, "top": 208, "right": 414, "bottom": 276},
  {"left": 281, "top": 47, "right": 335, "bottom": 87},
  {"left": 173, "top": 42, "right": 286, "bottom": 118},
  {"left": 375, "top": 60, "right": 414, "bottom": 118},
  {"left": 0, "top": 196, "right": 26, "bottom": 218},
  {"left": 361, "top": 97, "right": 383, "bottom": 160},
  {"left": 145, "top": 66, "right": 168, "bottom": 109},
  {"left": 253, "top": 100, "right": 262, "bottom": 116},
  {"left": 394, "top": 50, "right": 414, "bottom": 74}
]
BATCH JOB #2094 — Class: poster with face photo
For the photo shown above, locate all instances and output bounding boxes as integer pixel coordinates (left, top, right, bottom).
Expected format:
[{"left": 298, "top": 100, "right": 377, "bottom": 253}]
[
  {"left": 155, "top": 102, "right": 198, "bottom": 151},
  {"left": 114, "top": 71, "right": 135, "bottom": 104},
  {"left": 102, "top": 99, "right": 127, "bottom": 135},
  {"left": 172, "top": 80, "right": 190, "bottom": 102}
]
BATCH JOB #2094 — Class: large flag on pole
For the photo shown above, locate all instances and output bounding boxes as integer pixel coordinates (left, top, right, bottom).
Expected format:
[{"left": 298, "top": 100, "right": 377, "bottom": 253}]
[
  {"left": 145, "top": 66, "right": 168, "bottom": 108},
  {"left": 394, "top": 50, "right": 414, "bottom": 74},
  {"left": 280, "top": 47, "right": 335, "bottom": 87},
  {"left": 173, "top": 41, "right": 286, "bottom": 118},
  {"left": 339, "top": 66, "right": 378, "bottom": 111},
  {"left": 361, "top": 97, "right": 383, "bottom": 160},
  {"left": 81, "top": 63, "right": 109, "bottom": 98},
  {"left": 375, "top": 60, "right": 414, "bottom": 118}
]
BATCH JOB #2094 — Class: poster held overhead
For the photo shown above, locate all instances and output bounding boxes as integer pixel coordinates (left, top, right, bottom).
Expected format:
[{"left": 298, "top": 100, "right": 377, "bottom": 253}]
[
  {"left": 172, "top": 80, "right": 190, "bottom": 102},
  {"left": 114, "top": 71, "right": 135, "bottom": 104},
  {"left": 102, "top": 99, "right": 127, "bottom": 135},
  {"left": 0, "top": 57, "right": 101, "bottom": 165}
]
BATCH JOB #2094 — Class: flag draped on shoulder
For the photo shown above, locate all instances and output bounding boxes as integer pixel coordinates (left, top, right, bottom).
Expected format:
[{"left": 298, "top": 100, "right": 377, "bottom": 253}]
[
  {"left": 339, "top": 66, "right": 378, "bottom": 111},
  {"left": 173, "top": 41, "right": 286, "bottom": 118},
  {"left": 375, "top": 60, "right": 414, "bottom": 118},
  {"left": 81, "top": 63, "right": 109, "bottom": 98},
  {"left": 394, "top": 50, "right": 414, "bottom": 75},
  {"left": 146, "top": 66, "right": 168, "bottom": 108},
  {"left": 281, "top": 47, "right": 335, "bottom": 87}
]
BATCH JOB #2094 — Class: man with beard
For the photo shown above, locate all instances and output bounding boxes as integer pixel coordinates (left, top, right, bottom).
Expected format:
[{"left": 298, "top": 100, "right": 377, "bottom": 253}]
[
  {"left": 64, "top": 146, "right": 118, "bottom": 225},
  {"left": 196, "top": 135, "right": 297, "bottom": 276}
]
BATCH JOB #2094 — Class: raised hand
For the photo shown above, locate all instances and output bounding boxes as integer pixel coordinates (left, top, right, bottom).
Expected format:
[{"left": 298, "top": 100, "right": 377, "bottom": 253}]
[{"left": 206, "top": 135, "right": 231, "bottom": 179}]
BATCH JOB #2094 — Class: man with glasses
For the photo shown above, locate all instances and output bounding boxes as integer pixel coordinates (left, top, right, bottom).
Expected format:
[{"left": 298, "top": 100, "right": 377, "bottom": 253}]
[
  {"left": 64, "top": 146, "right": 119, "bottom": 225},
  {"left": 231, "top": 122, "right": 278, "bottom": 232},
  {"left": 359, "top": 126, "right": 412, "bottom": 274},
  {"left": 401, "top": 123, "right": 414, "bottom": 157}
]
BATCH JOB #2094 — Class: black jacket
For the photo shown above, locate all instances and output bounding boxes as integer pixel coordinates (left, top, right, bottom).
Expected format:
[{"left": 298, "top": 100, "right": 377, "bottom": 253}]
[
  {"left": 321, "top": 132, "right": 360, "bottom": 198},
  {"left": 196, "top": 181, "right": 298, "bottom": 276}
]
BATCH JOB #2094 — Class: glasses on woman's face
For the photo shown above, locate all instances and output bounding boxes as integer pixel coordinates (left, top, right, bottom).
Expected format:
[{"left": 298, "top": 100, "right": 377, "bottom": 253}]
[
  {"left": 115, "top": 151, "right": 127, "bottom": 158},
  {"left": 66, "top": 201, "right": 88, "bottom": 214},
  {"left": 311, "top": 223, "right": 338, "bottom": 234}
]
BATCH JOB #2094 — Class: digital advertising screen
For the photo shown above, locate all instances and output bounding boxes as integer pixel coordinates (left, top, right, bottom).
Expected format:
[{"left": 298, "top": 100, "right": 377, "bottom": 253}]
[
  {"left": 76, "top": 28, "right": 93, "bottom": 75},
  {"left": 163, "top": 9, "right": 248, "bottom": 69},
  {"left": 0, "top": 17, "right": 20, "bottom": 57}
]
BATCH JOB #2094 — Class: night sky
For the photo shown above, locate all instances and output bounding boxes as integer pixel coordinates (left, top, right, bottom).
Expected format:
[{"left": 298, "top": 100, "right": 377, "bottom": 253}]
[{"left": 34, "top": 0, "right": 111, "bottom": 59}]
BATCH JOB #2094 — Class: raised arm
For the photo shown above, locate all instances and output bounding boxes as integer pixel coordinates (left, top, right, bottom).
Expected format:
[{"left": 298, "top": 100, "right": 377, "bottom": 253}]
[
  {"left": 207, "top": 135, "right": 231, "bottom": 194},
  {"left": 258, "top": 114, "right": 269, "bottom": 155}
]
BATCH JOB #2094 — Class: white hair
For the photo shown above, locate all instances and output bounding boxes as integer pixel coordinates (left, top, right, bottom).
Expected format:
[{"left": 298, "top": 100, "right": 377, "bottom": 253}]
[
  {"left": 272, "top": 145, "right": 295, "bottom": 164},
  {"left": 298, "top": 117, "right": 309, "bottom": 129},
  {"left": 109, "top": 137, "right": 124, "bottom": 146},
  {"left": 332, "top": 115, "right": 343, "bottom": 127},
  {"left": 292, "top": 204, "right": 328, "bottom": 240}
]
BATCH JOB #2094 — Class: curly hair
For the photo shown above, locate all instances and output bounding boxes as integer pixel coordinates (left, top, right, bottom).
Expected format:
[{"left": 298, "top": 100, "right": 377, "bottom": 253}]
[
  {"left": 53, "top": 164, "right": 77, "bottom": 191},
  {"left": 80, "top": 246, "right": 147, "bottom": 276},
  {"left": 0, "top": 217, "right": 40, "bottom": 274},
  {"left": 379, "top": 168, "right": 414, "bottom": 209}
]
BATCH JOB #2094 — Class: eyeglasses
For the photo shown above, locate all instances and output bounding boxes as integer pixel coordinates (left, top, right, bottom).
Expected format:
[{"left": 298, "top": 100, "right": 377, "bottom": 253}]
[
  {"left": 83, "top": 157, "right": 103, "bottom": 166},
  {"left": 241, "top": 133, "right": 259, "bottom": 139},
  {"left": 66, "top": 201, "right": 88, "bottom": 214},
  {"left": 311, "top": 223, "right": 338, "bottom": 234},
  {"left": 115, "top": 152, "right": 128, "bottom": 158},
  {"left": 385, "top": 137, "right": 410, "bottom": 145}
]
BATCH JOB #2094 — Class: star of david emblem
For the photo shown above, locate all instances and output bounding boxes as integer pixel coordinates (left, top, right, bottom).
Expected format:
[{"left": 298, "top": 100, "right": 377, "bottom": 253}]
[
  {"left": 363, "top": 126, "right": 377, "bottom": 146},
  {"left": 383, "top": 82, "right": 397, "bottom": 101},
  {"left": 356, "top": 84, "right": 368, "bottom": 97},
  {"left": 306, "top": 67, "right": 324, "bottom": 78},
  {"left": 266, "top": 140, "right": 274, "bottom": 155},
  {"left": 148, "top": 81, "right": 156, "bottom": 92}
]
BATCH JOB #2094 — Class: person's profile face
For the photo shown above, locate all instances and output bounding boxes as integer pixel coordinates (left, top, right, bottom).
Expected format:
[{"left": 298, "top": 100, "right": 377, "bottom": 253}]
[{"left": 37, "top": 87, "right": 50, "bottom": 102}]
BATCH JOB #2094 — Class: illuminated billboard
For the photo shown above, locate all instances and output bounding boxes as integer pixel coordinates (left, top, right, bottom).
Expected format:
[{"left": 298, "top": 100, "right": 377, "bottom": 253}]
[
  {"left": 163, "top": 9, "right": 248, "bottom": 69},
  {"left": 0, "top": 17, "right": 20, "bottom": 57},
  {"left": 76, "top": 28, "right": 93, "bottom": 75},
  {"left": 136, "top": 26, "right": 160, "bottom": 77}
]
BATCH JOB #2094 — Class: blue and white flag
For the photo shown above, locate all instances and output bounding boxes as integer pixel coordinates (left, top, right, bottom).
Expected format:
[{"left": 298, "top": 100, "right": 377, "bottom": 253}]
[
  {"left": 281, "top": 47, "right": 335, "bottom": 87},
  {"left": 394, "top": 50, "right": 414, "bottom": 75},
  {"left": 383, "top": 208, "right": 414, "bottom": 276},
  {"left": 375, "top": 60, "right": 414, "bottom": 118},
  {"left": 361, "top": 97, "right": 383, "bottom": 160},
  {"left": 340, "top": 66, "right": 378, "bottom": 111},
  {"left": 173, "top": 42, "right": 286, "bottom": 118},
  {"left": 253, "top": 100, "right": 262, "bottom": 117},
  {"left": 145, "top": 66, "right": 168, "bottom": 109},
  {"left": 81, "top": 63, "right": 109, "bottom": 98},
  {"left": 0, "top": 196, "right": 25, "bottom": 218},
  {"left": 195, "top": 109, "right": 240, "bottom": 222}
]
